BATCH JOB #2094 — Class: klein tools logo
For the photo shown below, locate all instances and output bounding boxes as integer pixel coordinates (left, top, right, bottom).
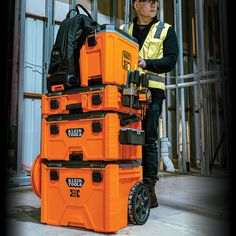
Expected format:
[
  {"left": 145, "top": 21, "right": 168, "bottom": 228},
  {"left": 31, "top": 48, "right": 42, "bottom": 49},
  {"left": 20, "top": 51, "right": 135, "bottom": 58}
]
[
  {"left": 66, "top": 178, "right": 84, "bottom": 198},
  {"left": 66, "top": 128, "right": 84, "bottom": 137},
  {"left": 122, "top": 50, "right": 131, "bottom": 70},
  {"left": 66, "top": 178, "right": 85, "bottom": 187},
  {"left": 70, "top": 189, "right": 80, "bottom": 198}
]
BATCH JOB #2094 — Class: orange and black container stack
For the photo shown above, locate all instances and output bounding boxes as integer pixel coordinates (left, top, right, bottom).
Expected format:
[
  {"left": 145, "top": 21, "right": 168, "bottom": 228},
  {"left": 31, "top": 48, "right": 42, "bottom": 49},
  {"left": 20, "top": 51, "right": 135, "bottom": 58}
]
[{"left": 31, "top": 25, "right": 151, "bottom": 233}]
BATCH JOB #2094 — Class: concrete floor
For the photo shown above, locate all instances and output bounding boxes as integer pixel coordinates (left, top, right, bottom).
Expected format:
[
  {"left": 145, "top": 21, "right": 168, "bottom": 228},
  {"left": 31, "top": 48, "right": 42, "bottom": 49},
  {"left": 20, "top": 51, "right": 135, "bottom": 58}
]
[{"left": 6, "top": 172, "right": 231, "bottom": 236}]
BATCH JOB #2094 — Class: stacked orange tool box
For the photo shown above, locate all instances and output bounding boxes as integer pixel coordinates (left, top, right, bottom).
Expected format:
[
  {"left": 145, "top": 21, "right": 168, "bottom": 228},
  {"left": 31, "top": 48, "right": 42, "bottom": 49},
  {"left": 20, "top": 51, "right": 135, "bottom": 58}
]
[{"left": 31, "top": 24, "right": 151, "bottom": 233}]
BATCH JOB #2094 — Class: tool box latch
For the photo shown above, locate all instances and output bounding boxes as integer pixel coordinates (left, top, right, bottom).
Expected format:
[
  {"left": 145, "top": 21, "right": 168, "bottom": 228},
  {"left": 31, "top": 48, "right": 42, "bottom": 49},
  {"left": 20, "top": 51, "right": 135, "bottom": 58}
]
[
  {"left": 92, "top": 171, "right": 102, "bottom": 183},
  {"left": 50, "top": 124, "right": 59, "bottom": 134},
  {"left": 92, "top": 121, "right": 102, "bottom": 132},
  {"left": 50, "top": 99, "right": 59, "bottom": 109},
  {"left": 50, "top": 170, "right": 59, "bottom": 181},
  {"left": 87, "top": 35, "right": 97, "bottom": 47},
  {"left": 92, "top": 94, "right": 102, "bottom": 105}
]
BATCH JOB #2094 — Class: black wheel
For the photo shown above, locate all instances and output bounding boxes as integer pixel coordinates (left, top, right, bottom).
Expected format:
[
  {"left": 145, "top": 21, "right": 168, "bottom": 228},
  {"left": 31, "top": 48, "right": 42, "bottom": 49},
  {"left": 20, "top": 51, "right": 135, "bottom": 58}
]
[{"left": 128, "top": 181, "right": 150, "bottom": 225}]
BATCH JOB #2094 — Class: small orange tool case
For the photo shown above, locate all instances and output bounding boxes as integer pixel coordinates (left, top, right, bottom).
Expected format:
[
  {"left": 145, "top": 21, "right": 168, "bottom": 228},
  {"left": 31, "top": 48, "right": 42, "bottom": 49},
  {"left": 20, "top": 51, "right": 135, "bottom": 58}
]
[
  {"left": 41, "top": 112, "right": 144, "bottom": 161},
  {"left": 79, "top": 24, "right": 139, "bottom": 87},
  {"left": 42, "top": 85, "right": 142, "bottom": 116},
  {"left": 40, "top": 160, "right": 150, "bottom": 232}
]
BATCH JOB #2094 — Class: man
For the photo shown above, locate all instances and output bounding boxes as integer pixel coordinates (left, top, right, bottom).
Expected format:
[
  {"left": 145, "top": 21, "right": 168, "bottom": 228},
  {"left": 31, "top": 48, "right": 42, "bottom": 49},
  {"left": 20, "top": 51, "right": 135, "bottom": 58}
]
[{"left": 121, "top": 0, "right": 179, "bottom": 208}]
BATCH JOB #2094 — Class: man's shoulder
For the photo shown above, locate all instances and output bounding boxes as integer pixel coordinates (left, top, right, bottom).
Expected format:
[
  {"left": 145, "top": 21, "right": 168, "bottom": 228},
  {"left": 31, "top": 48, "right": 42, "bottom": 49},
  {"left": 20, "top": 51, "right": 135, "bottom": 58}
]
[
  {"left": 157, "top": 21, "right": 172, "bottom": 30},
  {"left": 163, "top": 22, "right": 172, "bottom": 27},
  {"left": 152, "top": 20, "right": 172, "bottom": 31},
  {"left": 160, "top": 22, "right": 174, "bottom": 34}
]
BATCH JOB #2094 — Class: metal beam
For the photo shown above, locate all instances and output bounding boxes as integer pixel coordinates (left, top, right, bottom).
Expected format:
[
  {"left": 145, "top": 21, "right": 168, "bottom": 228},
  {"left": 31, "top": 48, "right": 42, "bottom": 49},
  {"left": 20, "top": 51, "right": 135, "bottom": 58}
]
[
  {"left": 70, "top": 0, "right": 77, "bottom": 9},
  {"left": 159, "top": 0, "right": 164, "bottom": 20},
  {"left": 195, "top": 0, "right": 208, "bottom": 175},
  {"left": 173, "top": 0, "right": 180, "bottom": 172},
  {"left": 176, "top": 0, "right": 187, "bottom": 173},
  {"left": 111, "top": 0, "right": 118, "bottom": 26},
  {"left": 92, "top": 0, "right": 98, "bottom": 22},
  {"left": 219, "top": 0, "right": 231, "bottom": 174},
  {"left": 166, "top": 77, "right": 225, "bottom": 90},
  {"left": 17, "top": 0, "right": 26, "bottom": 176},
  {"left": 43, "top": 0, "right": 54, "bottom": 94},
  {"left": 124, "top": 0, "right": 131, "bottom": 33}
]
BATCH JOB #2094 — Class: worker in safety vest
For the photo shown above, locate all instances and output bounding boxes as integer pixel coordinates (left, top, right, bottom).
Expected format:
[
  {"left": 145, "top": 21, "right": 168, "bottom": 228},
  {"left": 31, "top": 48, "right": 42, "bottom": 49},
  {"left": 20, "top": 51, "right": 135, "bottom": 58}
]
[{"left": 121, "top": 0, "right": 179, "bottom": 208}]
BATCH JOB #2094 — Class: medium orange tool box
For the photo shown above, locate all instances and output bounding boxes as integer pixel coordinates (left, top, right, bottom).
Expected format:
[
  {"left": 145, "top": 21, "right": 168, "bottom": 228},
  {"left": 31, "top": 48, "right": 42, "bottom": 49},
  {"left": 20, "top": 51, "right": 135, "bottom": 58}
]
[
  {"left": 41, "top": 112, "right": 144, "bottom": 161},
  {"left": 40, "top": 160, "right": 150, "bottom": 232},
  {"left": 42, "top": 85, "right": 142, "bottom": 116},
  {"left": 79, "top": 24, "right": 139, "bottom": 87}
]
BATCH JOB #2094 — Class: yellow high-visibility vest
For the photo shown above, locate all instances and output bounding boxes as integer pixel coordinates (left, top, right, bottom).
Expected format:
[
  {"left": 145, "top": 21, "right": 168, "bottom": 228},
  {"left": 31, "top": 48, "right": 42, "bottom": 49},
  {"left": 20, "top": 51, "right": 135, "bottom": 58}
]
[{"left": 121, "top": 21, "right": 171, "bottom": 90}]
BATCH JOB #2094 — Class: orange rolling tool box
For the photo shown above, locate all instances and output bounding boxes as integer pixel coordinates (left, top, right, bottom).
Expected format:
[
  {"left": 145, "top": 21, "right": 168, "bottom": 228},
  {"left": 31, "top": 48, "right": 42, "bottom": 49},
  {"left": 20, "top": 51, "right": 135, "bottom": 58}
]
[
  {"left": 41, "top": 112, "right": 144, "bottom": 161},
  {"left": 79, "top": 24, "right": 139, "bottom": 87},
  {"left": 39, "top": 160, "right": 150, "bottom": 233},
  {"left": 42, "top": 85, "right": 143, "bottom": 117}
]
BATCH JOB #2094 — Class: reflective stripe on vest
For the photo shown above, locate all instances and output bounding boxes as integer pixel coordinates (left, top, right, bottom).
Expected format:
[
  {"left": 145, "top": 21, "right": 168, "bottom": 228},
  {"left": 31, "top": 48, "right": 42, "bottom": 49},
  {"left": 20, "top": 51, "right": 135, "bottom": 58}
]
[
  {"left": 146, "top": 74, "right": 165, "bottom": 90},
  {"left": 128, "top": 21, "right": 171, "bottom": 90},
  {"left": 154, "top": 21, "right": 165, "bottom": 39}
]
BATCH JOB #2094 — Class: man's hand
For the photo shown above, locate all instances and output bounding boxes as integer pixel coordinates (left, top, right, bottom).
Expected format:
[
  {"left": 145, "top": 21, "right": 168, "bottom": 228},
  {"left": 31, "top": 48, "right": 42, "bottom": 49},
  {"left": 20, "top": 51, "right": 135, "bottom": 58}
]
[{"left": 138, "top": 57, "right": 146, "bottom": 69}]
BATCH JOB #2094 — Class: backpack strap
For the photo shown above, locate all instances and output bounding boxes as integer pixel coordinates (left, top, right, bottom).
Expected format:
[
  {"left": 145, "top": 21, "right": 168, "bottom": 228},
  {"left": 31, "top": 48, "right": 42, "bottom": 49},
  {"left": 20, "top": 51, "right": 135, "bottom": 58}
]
[
  {"left": 66, "top": 9, "right": 77, "bottom": 18},
  {"left": 76, "top": 4, "right": 93, "bottom": 20}
]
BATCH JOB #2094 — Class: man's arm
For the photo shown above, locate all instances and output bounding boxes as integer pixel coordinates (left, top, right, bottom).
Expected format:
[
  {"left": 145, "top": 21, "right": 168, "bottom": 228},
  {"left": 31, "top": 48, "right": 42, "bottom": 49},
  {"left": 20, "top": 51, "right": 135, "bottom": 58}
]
[{"left": 144, "top": 26, "right": 179, "bottom": 74}]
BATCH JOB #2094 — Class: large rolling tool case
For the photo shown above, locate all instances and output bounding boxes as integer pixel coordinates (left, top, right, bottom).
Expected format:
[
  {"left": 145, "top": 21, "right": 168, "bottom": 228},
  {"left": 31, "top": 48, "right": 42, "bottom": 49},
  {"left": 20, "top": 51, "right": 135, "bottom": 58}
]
[
  {"left": 38, "top": 160, "right": 150, "bottom": 233},
  {"left": 79, "top": 24, "right": 139, "bottom": 87},
  {"left": 41, "top": 112, "right": 145, "bottom": 161},
  {"left": 42, "top": 85, "right": 143, "bottom": 116}
]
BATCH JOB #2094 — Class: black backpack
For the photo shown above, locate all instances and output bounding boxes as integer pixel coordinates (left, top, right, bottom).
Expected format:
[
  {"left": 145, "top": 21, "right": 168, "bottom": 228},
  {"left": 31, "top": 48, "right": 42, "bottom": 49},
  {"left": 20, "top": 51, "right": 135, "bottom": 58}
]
[{"left": 47, "top": 4, "right": 99, "bottom": 92}]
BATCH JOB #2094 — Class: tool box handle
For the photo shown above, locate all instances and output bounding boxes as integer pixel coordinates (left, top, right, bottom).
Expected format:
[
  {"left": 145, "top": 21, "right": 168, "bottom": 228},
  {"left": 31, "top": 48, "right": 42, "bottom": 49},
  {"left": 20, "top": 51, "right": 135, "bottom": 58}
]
[{"left": 66, "top": 103, "right": 83, "bottom": 112}]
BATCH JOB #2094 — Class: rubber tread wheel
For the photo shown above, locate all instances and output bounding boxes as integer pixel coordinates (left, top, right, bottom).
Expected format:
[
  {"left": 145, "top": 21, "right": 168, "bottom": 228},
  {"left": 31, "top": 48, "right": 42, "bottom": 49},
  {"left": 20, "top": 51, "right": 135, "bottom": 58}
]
[
  {"left": 30, "top": 154, "right": 41, "bottom": 198},
  {"left": 128, "top": 181, "right": 150, "bottom": 225}
]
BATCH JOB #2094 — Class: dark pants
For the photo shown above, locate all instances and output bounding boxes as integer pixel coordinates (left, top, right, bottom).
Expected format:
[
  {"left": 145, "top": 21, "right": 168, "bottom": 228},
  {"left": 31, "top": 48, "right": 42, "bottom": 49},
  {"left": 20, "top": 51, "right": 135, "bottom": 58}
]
[{"left": 142, "top": 97, "right": 163, "bottom": 181}]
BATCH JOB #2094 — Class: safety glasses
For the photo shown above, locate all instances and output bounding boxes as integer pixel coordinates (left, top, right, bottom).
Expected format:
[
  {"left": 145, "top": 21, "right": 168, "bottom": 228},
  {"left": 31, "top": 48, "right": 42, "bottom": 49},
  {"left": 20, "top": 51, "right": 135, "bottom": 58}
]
[{"left": 139, "top": 0, "right": 158, "bottom": 6}]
